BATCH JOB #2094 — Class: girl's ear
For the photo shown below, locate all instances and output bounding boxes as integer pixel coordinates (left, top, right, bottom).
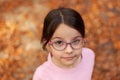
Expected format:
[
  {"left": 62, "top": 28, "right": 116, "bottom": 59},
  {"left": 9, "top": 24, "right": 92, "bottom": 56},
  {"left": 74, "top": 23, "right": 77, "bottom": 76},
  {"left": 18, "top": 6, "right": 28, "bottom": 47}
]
[
  {"left": 83, "top": 38, "right": 87, "bottom": 46},
  {"left": 46, "top": 43, "right": 53, "bottom": 57},
  {"left": 40, "top": 39, "right": 49, "bottom": 52},
  {"left": 46, "top": 43, "right": 51, "bottom": 52}
]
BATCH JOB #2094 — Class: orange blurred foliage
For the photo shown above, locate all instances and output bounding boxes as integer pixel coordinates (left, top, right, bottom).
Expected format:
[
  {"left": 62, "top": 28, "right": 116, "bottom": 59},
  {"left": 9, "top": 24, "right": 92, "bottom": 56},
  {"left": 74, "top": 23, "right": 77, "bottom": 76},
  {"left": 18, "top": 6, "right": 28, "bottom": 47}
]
[{"left": 0, "top": 0, "right": 120, "bottom": 80}]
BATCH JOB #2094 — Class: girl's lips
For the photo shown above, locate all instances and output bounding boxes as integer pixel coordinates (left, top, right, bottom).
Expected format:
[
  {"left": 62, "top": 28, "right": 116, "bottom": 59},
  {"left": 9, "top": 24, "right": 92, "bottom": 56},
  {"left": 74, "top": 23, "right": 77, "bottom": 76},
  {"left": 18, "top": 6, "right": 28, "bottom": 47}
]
[{"left": 62, "top": 56, "right": 75, "bottom": 60}]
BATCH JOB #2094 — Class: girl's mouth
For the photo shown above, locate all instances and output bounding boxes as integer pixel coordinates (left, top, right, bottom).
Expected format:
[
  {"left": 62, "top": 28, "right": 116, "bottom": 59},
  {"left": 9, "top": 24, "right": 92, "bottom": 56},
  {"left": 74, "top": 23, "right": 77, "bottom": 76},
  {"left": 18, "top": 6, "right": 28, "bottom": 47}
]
[{"left": 62, "top": 56, "right": 76, "bottom": 60}]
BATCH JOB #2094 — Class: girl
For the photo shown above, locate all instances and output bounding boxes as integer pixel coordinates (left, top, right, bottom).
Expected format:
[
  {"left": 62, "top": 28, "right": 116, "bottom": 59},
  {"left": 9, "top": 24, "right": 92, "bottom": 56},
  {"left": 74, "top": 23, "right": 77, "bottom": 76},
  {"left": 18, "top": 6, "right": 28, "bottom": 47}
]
[{"left": 33, "top": 7, "right": 95, "bottom": 80}]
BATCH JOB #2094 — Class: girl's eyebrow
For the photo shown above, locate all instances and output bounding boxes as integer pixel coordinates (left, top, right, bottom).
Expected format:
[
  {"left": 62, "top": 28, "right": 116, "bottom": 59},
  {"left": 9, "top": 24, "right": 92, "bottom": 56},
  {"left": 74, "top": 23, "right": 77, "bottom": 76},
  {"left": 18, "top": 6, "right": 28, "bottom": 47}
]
[
  {"left": 51, "top": 37, "right": 63, "bottom": 40},
  {"left": 72, "top": 36, "right": 82, "bottom": 39}
]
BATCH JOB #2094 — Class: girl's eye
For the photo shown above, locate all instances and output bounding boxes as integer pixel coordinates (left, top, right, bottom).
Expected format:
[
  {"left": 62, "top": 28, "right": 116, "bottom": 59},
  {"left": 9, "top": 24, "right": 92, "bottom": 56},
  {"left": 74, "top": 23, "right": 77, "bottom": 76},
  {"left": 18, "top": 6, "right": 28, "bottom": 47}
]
[
  {"left": 54, "top": 40, "right": 63, "bottom": 45},
  {"left": 72, "top": 39, "right": 80, "bottom": 45}
]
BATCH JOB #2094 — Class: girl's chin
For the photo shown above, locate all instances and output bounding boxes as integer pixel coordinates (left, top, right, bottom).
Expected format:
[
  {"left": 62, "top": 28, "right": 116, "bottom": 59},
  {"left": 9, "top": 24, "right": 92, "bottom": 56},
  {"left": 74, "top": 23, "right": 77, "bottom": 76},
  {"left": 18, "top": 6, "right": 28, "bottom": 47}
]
[{"left": 61, "top": 60, "right": 77, "bottom": 67}]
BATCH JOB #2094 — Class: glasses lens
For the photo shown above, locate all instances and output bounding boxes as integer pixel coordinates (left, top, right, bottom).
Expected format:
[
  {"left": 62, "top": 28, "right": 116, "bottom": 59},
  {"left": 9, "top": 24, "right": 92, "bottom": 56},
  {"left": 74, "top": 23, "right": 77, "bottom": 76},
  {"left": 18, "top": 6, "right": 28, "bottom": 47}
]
[
  {"left": 52, "top": 40, "right": 66, "bottom": 50},
  {"left": 71, "top": 39, "right": 82, "bottom": 49}
]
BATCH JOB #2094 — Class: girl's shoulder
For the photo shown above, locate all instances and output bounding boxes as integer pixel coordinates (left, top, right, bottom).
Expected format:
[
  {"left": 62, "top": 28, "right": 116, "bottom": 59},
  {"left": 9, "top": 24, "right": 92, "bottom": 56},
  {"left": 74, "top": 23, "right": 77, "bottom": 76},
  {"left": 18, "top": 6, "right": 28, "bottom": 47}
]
[
  {"left": 33, "top": 62, "right": 48, "bottom": 80},
  {"left": 82, "top": 47, "right": 95, "bottom": 60}
]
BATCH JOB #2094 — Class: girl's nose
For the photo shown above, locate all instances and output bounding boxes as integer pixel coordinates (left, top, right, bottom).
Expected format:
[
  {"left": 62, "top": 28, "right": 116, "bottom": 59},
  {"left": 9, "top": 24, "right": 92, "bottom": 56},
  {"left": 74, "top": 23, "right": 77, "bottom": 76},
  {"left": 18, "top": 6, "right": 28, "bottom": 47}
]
[{"left": 64, "top": 44, "right": 73, "bottom": 54}]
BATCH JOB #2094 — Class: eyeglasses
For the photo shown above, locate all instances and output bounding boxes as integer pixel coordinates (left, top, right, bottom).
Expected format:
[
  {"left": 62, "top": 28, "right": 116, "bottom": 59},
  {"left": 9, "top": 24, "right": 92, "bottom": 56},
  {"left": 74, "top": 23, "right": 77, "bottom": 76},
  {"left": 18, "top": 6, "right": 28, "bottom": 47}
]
[{"left": 48, "top": 36, "right": 83, "bottom": 51}]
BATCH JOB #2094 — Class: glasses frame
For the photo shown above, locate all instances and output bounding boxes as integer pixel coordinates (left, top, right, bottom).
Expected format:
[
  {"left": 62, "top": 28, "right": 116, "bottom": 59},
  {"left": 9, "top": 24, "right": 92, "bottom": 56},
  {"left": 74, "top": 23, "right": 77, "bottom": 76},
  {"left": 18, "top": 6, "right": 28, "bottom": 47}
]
[{"left": 48, "top": 36, "right": 84, "bottom": 51}]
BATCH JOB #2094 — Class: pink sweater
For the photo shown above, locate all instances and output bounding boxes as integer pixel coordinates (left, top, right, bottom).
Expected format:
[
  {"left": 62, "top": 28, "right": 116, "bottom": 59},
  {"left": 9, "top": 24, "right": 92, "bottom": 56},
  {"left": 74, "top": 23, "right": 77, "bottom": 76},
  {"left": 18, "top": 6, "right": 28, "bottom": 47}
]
[{"left": 33, "top": 48, "right": 95, "bottom": 80}]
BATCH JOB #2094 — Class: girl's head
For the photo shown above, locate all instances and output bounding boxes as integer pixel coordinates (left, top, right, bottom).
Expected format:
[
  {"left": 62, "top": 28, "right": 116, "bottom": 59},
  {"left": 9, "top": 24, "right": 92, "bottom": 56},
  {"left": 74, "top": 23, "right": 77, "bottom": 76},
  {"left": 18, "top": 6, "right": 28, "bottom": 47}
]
[{"left": 41, "top": 7, "right": 85, "bottom": 51}]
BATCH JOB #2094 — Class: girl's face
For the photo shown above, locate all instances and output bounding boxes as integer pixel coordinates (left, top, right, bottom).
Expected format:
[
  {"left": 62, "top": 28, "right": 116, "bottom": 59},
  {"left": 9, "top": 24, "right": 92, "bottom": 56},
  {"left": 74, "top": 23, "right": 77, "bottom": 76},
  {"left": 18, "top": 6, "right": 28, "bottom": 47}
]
[{"left": 47, "top": 23, "right": 83, "bottom": 68}]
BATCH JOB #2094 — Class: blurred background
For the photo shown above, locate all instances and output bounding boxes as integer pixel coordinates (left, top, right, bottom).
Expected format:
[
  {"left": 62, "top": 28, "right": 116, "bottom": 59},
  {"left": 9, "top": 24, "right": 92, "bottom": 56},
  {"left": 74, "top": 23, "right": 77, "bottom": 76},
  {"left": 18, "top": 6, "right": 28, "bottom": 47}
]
[{"left": 0, "top": 0, "right": 120, "bottom": 80}]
